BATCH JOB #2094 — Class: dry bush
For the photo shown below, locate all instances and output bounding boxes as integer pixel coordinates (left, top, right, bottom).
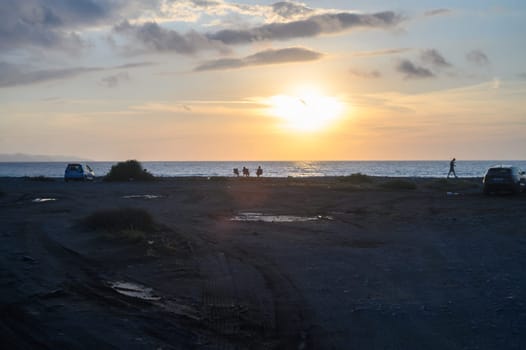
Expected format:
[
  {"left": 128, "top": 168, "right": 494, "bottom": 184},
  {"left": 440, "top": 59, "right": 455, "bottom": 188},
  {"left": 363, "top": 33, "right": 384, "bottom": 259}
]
[
  {"left": 104, "top": 160, "right": 155, "bottom": 182},
  {"left": 83, "top": 208, "right": 156, "bottom": 241}
]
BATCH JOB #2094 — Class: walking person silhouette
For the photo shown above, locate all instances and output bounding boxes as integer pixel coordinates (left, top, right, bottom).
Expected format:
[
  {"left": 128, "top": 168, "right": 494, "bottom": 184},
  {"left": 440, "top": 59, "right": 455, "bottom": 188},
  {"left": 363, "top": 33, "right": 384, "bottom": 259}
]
[{"left": 447, "top": 158, "right": 458, "bottom": 179}]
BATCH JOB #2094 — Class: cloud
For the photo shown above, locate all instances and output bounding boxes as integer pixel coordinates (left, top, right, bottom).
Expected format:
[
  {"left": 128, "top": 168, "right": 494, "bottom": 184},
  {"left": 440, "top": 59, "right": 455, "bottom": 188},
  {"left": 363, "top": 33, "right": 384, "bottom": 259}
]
[
  {"left": 396, "top": 60, "right": 434, "bottom": 79},
  {"left": 352, "top": 48, "right": 411, "bottom": 57},
  {"left": 0, "top": 61, "right": 152, "bottom": 88},
  {"left": 114, "top": 20, "right": 229, "bottom": 54},
  {"left": 349, "top": 69, "right": 381, "bottom": 79},
  {"left": 424, "top": 9, "right": 452, "bottom": 17},
  {"left": 0, "top": 61, "right": 101, "bottom": 87},
  {"left": 466, "top": 50, "right": 490, "bottom": 66},
  {"left": 420, "top": 49, "right": 451, "bottom": 68},
  {"left": 518, "top": 73, "right": 526, "bottom": 80},
  {"left": 114, "top": 62, "right": 156, "bottom": 69},
  {"left": 194, "top": 47, "right": 323, "bottom": 71},
  {"left": 100, "top": 72, "right": 130, "bottom": 88},
  {"left": 207, "top": 11, "right": 403, "bottom": 44},
  {"left": 272, "top": 1, "right": 314, "bottom": 19},
  {"left": 160, "top": 0, "right": 321, "bottom": 24},
  {"left": 0, "top": 0, "right": 131, "bottom": 53}
]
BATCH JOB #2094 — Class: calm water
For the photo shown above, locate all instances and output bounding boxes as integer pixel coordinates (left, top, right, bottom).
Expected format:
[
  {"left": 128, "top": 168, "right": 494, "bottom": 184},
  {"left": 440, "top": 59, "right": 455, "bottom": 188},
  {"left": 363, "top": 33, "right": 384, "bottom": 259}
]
[{"left": 1, "top": 161, "right": 525, "bottom": 178}]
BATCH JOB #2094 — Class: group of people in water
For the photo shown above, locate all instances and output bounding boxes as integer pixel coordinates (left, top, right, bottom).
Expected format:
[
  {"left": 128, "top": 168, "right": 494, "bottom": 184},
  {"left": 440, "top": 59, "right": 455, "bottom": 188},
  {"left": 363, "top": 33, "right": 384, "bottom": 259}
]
[{"left": 233, "top": 166, "right": 263, "bottom": 177}]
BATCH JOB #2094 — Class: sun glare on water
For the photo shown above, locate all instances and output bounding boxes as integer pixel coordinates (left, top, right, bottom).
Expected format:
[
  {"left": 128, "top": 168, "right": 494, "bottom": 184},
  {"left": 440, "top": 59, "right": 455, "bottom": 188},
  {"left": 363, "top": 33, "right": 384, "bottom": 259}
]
[{"left": 267, "top": 89, "right": 344, "bottom": 132}]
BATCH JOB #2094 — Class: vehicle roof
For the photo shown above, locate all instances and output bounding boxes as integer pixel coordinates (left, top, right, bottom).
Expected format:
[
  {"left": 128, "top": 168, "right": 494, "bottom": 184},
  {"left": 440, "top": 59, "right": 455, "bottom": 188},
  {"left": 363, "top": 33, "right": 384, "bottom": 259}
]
[{"left": 488, "top": 165, "right": 514, "bottom": 169}]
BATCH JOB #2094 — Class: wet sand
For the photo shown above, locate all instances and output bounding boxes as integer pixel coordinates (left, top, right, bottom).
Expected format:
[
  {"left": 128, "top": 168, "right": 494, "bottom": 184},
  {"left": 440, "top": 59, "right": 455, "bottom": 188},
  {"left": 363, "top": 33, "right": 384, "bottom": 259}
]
[{"left": 1, "top": 176, "right": 525, "bottom": 349}]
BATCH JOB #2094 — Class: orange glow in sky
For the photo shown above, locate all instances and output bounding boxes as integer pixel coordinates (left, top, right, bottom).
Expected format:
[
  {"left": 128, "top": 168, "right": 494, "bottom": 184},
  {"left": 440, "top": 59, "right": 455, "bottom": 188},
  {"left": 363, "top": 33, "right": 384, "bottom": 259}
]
[{"left": 266, "top": 88, "right": 345, "bottom": 132}]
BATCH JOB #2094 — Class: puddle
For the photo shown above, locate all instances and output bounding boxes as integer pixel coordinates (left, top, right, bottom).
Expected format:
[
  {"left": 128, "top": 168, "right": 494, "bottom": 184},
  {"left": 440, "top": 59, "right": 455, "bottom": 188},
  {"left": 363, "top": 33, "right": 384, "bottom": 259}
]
[
  {"left": 32, "top": 198, "right": 57, "bottom": 203},
  {"left": 231, "top": 212, "right": 332, "bottom": 223},
  {"left": 122, "top": 194, "right": 161, "bottom": 199},
  {"left": 108, "top": 281, "right": 161, "bottom": 301}
]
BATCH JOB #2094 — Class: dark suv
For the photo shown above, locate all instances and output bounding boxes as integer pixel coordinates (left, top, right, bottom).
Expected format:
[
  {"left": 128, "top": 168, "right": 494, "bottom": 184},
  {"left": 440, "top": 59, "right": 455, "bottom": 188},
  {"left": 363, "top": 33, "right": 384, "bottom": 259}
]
[{"left": 483, "top": 166, "right": 526, "bottom": 194}]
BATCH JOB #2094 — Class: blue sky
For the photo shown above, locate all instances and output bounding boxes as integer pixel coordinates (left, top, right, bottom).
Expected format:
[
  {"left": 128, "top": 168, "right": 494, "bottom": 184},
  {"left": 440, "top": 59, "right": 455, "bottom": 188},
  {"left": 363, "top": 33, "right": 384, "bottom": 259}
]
[{"left": 1, "top": 1, "right": 525, "bottom": 160}]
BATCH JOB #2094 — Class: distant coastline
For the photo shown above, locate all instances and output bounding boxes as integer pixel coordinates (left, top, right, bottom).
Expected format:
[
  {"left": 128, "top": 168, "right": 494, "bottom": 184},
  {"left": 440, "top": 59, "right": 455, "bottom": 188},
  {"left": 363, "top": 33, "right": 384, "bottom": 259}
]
[{"left": 0, "top": 153, "right": 92, "bottom": 162}]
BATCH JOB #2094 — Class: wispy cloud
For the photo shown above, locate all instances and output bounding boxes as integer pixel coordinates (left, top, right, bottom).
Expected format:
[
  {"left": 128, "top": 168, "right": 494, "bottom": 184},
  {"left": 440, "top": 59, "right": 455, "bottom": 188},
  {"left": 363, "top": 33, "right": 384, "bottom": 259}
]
[
  {"left": 349, "top": 69, "right": 382, "bottom": 79},
  {"left": 352, "top": 48, "right": 411, "bottom": 57},
  {"left": 424, "top": 9, "right": 452, "bottom": 17},
  {"left": 100, "top": 72, "right": 130, "bottom": 88},
  {"left": 271, "top": 1, "right": 314, "bottom": 20},
  {"left": 194, "top": 47, "right": 323, "bottom": 71},
  {"left": 114, "top": 20, "right": 230, "bottom": 54},
  {"left": 420, "top": 49, "right": 451, "bottom": 68},
  {"left": 466, "top": 50, "right": 490, "bottom": 66},
  {"left": 158, "top": 0, "right": 343, "bottom": 24},
  {"left": 0, "top": 61, "right": 101, "bottom": 87},
  {"left": 114, "top": 62, "right": 157, "bottom": 69},
  {"left": 207, "top": 11, "right": 403, "bottom": 44},
  {"left": 0, "top": 61, "right": 152, "bottom": 88},
  {"left": 396, "top": 59, "right": 434, "bottom": 79}
]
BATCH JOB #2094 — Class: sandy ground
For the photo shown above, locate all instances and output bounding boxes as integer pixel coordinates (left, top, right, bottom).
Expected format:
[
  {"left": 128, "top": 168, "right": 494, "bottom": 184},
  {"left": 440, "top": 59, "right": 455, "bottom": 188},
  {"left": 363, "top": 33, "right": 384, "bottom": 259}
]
[{"left": 1, "top": 176, "right": 525, "bottom": 349}]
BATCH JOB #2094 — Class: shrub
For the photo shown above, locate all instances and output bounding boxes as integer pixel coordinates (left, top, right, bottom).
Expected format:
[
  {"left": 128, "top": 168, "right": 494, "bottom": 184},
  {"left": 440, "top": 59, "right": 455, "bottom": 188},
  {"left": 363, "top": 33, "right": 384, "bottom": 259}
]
[
  {"left": 83, "top": 208, "right": 156, "bottom": 236},
  {"left": 104, "top": 160, "right": 155, "bottom": 182},
  {"left": 23, "top": 176, "right": 55, "bottom": 182},
  {"left": 341, "top": 173, "right": 373, "bottom": 184},
  {"left": 380, "top": 179, "right": 417, "bottom": 190}
]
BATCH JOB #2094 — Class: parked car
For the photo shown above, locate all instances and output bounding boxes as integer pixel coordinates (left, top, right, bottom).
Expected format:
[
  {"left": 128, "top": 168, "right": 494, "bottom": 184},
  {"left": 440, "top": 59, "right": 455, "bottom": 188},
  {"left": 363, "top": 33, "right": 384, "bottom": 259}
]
[
  {"left": 482, "top": 165, "right": 526, "bottom": 194},
  {"left": 64, "top": 163, "right": 95, "bottom": 182}
]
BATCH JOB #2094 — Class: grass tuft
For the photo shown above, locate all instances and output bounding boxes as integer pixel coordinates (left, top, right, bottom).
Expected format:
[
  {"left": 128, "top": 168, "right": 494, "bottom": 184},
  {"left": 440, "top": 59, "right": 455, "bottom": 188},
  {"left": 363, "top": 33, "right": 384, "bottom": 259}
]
[
  {"left": 83, "top": 208, "right": 156, "bottom": 241},
  {"left": 104, "top": 160, "right": 155, "bottom": 182},
  {"left": 23, "top": 176, "right": 55, "bottom": 182}
]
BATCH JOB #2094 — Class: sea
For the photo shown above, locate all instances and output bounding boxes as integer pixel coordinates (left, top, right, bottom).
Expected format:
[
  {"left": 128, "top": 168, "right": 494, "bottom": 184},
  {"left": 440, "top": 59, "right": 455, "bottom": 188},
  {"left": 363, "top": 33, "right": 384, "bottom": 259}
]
[{"left": 1, "top": 161, "right": 525, "bottom": 178}]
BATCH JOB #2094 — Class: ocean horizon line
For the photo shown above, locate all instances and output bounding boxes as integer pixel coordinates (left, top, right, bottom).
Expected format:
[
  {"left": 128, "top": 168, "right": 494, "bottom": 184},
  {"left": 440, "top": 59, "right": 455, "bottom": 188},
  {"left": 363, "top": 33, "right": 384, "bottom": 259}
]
[{"left": 2, "top": 160, "right": 526, "bottom": 179}]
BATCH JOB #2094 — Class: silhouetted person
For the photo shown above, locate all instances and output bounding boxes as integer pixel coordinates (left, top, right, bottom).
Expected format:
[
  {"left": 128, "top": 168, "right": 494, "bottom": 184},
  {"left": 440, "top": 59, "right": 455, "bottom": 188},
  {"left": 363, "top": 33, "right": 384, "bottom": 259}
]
[
  {"left": 233, "top": 168, "right": 239, "bottom": 177},
  {"left": 256, "top": 166, "right": 263, "bottom": 177},
  {"left": 242, "top": 166, "right": 250, "bottom": 177},
  {"left": 447, "top": 158, "right": 458, "bottom": 179}
]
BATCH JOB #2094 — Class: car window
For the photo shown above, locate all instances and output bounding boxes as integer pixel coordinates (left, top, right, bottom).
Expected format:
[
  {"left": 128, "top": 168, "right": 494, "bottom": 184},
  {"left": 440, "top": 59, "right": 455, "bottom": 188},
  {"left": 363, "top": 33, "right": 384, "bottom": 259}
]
[
  {"left": 487, "top": 168, "right": 511, "bottom": 175},
  {"left": 67, "top": 164, "right": 82, "bottom": 172}
]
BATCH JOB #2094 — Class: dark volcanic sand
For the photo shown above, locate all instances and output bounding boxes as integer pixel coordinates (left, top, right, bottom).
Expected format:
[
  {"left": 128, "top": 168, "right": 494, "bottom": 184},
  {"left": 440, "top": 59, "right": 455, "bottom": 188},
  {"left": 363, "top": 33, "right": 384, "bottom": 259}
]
[{"left": 0, "top": 177, "right": 525, "bottom": 349}]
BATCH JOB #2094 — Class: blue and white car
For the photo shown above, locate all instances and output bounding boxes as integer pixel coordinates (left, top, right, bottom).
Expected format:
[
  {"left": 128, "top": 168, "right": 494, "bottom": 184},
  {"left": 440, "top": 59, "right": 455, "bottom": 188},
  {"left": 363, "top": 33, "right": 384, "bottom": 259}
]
[{"left": 64, "top": 163, "right": 95, "bottom": 182}]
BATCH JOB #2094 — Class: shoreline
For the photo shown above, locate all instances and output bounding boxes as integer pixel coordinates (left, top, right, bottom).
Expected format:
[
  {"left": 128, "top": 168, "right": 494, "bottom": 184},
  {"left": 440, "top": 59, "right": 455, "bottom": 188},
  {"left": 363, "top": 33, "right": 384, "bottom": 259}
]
[
  {"left": 0, "top": 175, "right": 485, "bottom": 180},
  {"left": 3, "top": 160, "right": 522, "bottom": 179}
]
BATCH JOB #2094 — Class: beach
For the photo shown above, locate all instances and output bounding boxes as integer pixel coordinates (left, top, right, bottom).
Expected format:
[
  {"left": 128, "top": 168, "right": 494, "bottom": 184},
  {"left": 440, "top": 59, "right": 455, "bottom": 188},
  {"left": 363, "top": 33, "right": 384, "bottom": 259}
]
[{"left": 1, "top": 176, "right": 525, "bottom": 349}]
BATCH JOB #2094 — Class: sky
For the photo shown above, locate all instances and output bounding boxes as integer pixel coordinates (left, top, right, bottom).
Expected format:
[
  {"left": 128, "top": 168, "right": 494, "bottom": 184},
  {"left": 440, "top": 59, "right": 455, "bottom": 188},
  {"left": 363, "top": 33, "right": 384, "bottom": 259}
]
[{"left": 1, "top": 0, "right": 525, "bottom": 161}]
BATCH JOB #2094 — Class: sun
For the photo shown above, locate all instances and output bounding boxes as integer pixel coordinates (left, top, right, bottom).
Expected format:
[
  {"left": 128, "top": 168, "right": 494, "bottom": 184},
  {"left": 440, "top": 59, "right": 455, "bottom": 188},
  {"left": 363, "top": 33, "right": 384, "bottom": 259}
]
[{"left": 267, "top": 88, "right": 344, "bottom": 132}]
